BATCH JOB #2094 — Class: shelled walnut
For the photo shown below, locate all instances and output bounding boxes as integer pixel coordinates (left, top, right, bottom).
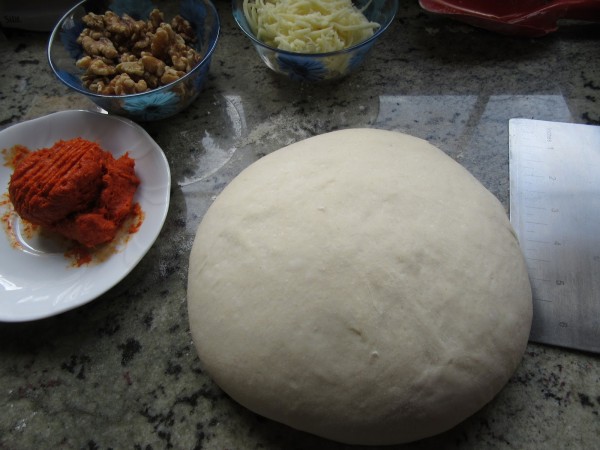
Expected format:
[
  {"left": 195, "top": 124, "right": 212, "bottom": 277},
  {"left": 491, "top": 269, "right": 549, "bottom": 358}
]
[{"left": 75, "top": 8, "right": 202, "bottom": 95}]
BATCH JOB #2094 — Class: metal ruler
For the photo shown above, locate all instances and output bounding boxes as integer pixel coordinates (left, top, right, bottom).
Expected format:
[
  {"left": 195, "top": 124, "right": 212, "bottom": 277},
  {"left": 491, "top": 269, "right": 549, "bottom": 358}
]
[{"left": 509, "top": 119, "right": 600, "bottom": 354}]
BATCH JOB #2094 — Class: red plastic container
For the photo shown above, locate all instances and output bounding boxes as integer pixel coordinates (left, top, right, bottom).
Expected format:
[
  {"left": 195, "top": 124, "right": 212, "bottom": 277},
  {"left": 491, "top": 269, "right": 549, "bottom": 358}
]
[{"left": 419, "top": 0, "right": 600, "bottom": 37}]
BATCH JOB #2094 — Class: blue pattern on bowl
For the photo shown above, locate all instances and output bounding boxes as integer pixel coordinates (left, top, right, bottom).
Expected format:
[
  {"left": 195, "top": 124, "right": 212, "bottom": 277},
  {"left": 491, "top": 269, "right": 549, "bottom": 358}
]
[
  {"left": 276, "top": 55, "right": 329, "bottom": 83},
  {"left": 122, "top": 91, "right": 181, "bottom": 121}
]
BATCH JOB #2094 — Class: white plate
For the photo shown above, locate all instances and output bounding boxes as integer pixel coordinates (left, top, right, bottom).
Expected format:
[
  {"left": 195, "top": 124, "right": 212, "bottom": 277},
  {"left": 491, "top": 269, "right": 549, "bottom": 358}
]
[{"left": 0, "top": 110, "right": 171, "bottom": 322}]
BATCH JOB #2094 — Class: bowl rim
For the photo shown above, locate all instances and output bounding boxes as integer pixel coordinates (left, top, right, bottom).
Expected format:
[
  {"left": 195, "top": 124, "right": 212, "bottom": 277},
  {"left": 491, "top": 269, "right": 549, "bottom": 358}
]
[
  {"left": 47, "top": 0, "right": 221, "bottom": 100},
  {"left": 232, "top": 0, "right": 398, "bottom": 57}
]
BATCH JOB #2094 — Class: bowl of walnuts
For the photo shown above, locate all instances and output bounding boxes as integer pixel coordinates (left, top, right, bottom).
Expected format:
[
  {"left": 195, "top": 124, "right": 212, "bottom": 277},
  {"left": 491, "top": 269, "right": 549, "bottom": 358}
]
[{"left": 48, "top": 0, "right": 220, "bottom": 121}]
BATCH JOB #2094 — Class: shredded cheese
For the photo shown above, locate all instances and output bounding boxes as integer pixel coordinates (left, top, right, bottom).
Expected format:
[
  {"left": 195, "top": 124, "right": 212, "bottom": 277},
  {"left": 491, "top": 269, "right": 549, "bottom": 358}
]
[{"left": 243, "top": 0, "right": 380, "bottom": 53}]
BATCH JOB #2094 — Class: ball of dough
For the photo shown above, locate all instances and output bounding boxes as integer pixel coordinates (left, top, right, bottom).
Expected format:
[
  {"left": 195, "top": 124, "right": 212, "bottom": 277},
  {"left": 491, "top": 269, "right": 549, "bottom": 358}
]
[{"left": 187, "top": 129, "right": 532, "bottom": 445}]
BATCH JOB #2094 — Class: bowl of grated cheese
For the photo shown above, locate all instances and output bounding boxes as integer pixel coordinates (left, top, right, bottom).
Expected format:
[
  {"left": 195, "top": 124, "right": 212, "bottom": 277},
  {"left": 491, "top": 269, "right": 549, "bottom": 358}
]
[{"left": 233, "top": 0, "right": 398, "bottom": 82}]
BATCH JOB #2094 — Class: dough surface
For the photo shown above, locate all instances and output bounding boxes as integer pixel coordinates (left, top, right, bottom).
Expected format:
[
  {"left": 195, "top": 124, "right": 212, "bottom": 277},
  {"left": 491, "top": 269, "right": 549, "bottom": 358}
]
[{"left": 187, "top": 128, "right": 532, "bottom": 445}]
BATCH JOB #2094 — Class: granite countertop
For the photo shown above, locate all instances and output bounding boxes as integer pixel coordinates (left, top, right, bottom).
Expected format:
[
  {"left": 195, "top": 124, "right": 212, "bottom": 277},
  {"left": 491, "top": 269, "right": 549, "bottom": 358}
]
[{"left": 1, "top": 2, "right": 599, "bottom": 449}]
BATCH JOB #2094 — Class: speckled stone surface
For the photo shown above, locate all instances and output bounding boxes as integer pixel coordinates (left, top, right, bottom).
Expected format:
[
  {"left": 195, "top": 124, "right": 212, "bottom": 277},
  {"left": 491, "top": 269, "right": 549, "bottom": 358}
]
[{"left": 1, "top": 2, "right": 599, "bottom": 449}]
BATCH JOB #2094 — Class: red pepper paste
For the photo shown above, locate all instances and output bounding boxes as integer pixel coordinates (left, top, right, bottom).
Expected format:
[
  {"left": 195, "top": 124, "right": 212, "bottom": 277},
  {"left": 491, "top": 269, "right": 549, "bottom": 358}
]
[{"left": 8, "top": 138, "right": 140, "bottom": 248}]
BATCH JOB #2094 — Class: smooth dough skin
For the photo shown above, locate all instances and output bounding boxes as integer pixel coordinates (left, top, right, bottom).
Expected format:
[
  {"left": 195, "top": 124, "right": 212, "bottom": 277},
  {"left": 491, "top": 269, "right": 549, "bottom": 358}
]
[{"left": 187, "top": 129, "right": 532, "bottom": 445}]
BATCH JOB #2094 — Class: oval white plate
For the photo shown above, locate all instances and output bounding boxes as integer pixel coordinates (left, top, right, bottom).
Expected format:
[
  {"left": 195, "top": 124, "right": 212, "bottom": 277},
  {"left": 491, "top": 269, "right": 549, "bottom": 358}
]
[{"left": 0, "top": 110, "right": 171, "bottom": 322}]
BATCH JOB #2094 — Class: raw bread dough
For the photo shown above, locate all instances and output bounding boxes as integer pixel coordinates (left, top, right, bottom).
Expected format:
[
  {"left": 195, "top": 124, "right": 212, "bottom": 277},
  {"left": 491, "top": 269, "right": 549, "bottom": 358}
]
[{"left": 187, "top": 128, "right": 532, "bottom": 445}]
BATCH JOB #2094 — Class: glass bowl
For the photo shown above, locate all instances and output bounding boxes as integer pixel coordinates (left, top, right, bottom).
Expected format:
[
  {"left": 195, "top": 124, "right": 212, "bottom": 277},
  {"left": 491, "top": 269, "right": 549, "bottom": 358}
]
[
  {"left": 48, "top": 0, "right": 220, "bottom": 121},
  {"left": 232, "top": 0, "right": 398, "bottom": 82}
]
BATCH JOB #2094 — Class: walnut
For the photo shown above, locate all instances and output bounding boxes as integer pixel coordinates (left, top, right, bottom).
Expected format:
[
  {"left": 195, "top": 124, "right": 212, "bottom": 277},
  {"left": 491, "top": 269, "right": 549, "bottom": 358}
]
[
  {"left": 143, "top": 74, "right": 159, "bottom": 89},
  {"left": 76, "top": 55, "right": 115, "bottom": 75},
  {"left": 85, "top": 76, "right": 111, "bottom": 94},
  {"left": 79, "top": 35, "right": 118, "bottom": 59},
  {"left": 171, "top": 15, "right": 195, "bottom": 43},
  {"left": 116, "top": 61, "right": 145, "bottom": 77},
  {"left": 132, "top": 34, "right": 152, "bottom": 53},
  {"left": 89, "top": 58, "right": 117, "bottom": 76},
  {"left": 109, "top": 73, "right": 147, "bottom": 95},
  {"left": 78, "top": 27, "right": 105, "bottom": 40},
  {"left": 160, "top": 66, "right": 184, "bottom": 85},
  {"left": 141, "top": 55, "right": 166, "bottom": 77},
  {"left": 171, "top": 48, "right": 202, "bottom": 72},
  {"left": 106, "top": 11, "right": 149, "bottom": 46},
  {"left": 81, "top": 12, "right": 104, "bottom": 30},
  {"left": 136, "top": 78, "right": 148, "bottom": 92},
  {"left": 150, "top": 26, "right": 171, "bottom": 60},
  {"left": 75, "top": 55, "right": 93, "bottom": 70},
  {"left": 171, "top": 54, "right": 189, "bottom": 72},
  {"left": 149, "top": 9, "right": 164, "bottom": 31},
  {"left": 119, "top": 53, "right": 138, "bottom": 63}
]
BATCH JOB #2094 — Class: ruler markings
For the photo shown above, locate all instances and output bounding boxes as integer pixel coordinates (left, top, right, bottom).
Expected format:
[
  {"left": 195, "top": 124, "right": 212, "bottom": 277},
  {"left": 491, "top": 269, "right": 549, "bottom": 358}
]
[
  {"left": 522, "top": 158, "right": 544, "bottom": 163},
  {"left": 526, "top": 257, "right": 550, "bottom": 263},
  {"left": 510, "top": 118, "right": 600, "bottom": 353},
  {"left": 525, "top": 221, "right": 548, "bottom": 226},
  {"left": 519, "top": 144, "right": 556, "bottom": 150}
]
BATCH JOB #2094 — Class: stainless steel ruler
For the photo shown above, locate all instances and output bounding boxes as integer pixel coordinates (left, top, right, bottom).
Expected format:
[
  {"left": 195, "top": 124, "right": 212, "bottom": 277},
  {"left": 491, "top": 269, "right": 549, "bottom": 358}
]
[{"left": 509, "top": 119, "right": 600, "bottom": 354}]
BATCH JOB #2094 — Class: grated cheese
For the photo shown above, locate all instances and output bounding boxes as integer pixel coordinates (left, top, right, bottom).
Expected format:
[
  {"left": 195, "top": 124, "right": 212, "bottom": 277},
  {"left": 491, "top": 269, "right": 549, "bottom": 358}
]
[{"left": 243, "top": 0, "right": 380, "bottom": 53}]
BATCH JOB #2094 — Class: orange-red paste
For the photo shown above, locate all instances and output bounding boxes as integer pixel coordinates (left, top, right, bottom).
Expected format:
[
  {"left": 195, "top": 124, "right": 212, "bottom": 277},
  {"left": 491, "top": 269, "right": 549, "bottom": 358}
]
[{"left": 8, "top": 138, "right": 140, "bottom": 248}]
